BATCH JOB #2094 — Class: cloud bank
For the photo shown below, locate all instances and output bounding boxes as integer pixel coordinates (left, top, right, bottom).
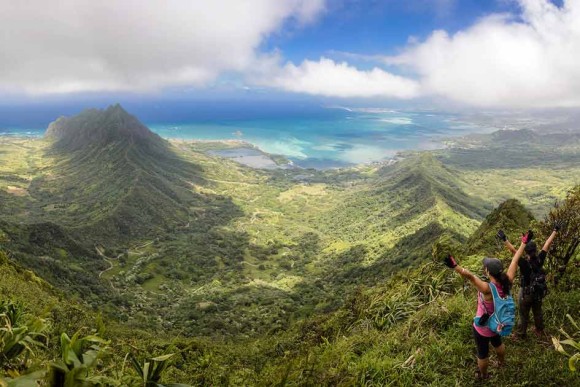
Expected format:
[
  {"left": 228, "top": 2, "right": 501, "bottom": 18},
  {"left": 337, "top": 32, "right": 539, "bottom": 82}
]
[
  {"left": 262, "top": 0, "right": 580, "bottom": 108},
  {"left": 2, "top": 0, "right": 580, "bottom": 109},
  {"left": 251, "top": 57, "right": 420, "bottom": 99},
  {"left": 0, "top": 0, "right": 324, "bottom": 94},
  {"left": 387, "top": 0, "right": 580, "bottom": 107}
]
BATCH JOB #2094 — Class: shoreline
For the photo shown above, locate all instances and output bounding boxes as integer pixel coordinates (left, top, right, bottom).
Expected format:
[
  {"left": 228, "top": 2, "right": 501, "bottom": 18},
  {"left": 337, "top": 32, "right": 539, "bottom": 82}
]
[
  {"left": 0, "top": 133, "right": 395, "bottom": 171},
  {"left": 2, "top": 125, "right": 497, "bottom": 171}
]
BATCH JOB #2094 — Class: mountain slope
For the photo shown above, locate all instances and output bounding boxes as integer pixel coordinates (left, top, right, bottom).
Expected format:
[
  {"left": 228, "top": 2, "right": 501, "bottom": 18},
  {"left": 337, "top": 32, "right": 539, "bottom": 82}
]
[
  {"left": 319, "top": 153, "right": 489, "bottom": 271},
  {"left": 0, "top": 247, "right": 93, "bottom": 334},
  {"left": 33, "top": 105, "right": 242, "bottom": 246},
  {"left": 466, "top": 198, "right": 536, "bottom": 255},
  {"left": 4, "top": 198, "right": 579, "bottom": 386},
  {"left": 0, "top": 220, "right": 110, "bottom": 301},
  {"left": 0, "top": 106, "right": 245, "bottom": 305}
]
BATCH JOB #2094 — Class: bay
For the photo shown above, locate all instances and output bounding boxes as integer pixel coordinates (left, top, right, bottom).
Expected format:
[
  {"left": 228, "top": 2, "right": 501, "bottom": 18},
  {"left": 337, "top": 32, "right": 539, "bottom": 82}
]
[{"left": 1, "top": 107, "right": 496, "bottom": 169}]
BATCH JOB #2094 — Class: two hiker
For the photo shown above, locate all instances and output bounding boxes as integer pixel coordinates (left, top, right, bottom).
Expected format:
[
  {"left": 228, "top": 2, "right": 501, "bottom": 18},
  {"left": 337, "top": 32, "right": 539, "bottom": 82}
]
[{"left": 443, "top": 223, "right": 562, "bottom": 380}]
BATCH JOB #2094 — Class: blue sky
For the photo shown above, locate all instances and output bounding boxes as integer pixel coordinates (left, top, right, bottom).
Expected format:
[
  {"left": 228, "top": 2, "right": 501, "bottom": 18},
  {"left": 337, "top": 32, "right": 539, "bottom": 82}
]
[
  {"left": 0, "top": 0, "right": 578, "bottom": 113},
  {"left": 267, "top": 1, "right": 517, "bottom": 64}
]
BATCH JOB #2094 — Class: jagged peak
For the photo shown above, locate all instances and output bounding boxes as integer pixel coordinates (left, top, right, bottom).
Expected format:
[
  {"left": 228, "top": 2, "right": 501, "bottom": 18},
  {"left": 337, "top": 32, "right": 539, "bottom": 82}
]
[
  {"left": 107, "top": 102, "right": 124, "bottom": 111},
  {"left": 45, "top": 104, "right": 165, "bottom": 152}
]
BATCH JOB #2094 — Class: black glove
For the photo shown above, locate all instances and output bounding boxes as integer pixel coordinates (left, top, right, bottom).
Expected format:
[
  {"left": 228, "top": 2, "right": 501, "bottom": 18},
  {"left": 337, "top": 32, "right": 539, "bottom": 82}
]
[
  {"left": 497, "top": 229, "right": 507, "bottom": 242},
  {"left": 521, "top": 230, "right": 534, "bottom": 244},
  {"left": 444, "top": 254, "right": 458, "bottom": 268},
  {"left": 554, "top": 220, "right": 565, "bottom": 232}
]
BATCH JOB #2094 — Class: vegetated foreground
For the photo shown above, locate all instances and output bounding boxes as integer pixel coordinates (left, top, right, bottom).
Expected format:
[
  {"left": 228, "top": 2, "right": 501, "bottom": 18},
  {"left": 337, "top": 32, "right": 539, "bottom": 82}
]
[{"left": 1, "top": 106, "right": 579, "bottom": 385}]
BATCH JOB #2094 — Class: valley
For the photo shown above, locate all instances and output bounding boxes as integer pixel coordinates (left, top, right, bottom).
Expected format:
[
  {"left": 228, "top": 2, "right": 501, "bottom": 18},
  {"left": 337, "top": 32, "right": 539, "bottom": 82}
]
[{"left": 1, "top": 106, "right": 579, "bottom": 385}]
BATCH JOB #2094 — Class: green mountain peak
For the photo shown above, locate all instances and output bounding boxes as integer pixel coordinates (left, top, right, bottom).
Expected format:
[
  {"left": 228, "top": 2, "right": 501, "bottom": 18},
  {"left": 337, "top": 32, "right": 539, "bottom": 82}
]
[
  {"left": 45, "top": 104, "right": 165, "bottom": 152},
  {"left": 466, "top": 198, "right": 536, "bottom": 255}
]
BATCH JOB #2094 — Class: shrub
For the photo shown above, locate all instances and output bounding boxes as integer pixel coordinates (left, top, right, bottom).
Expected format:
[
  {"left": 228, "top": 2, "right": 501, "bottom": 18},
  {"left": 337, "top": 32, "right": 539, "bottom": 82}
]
[
  {"left": 47, "top": 329, "right": 111, "bottom": 386},
  {"left": 0, "top": 300, "right": 48, "bottom": 372},
  {"left": 552, "top": 314, "right": 580, "bottom": 372}
]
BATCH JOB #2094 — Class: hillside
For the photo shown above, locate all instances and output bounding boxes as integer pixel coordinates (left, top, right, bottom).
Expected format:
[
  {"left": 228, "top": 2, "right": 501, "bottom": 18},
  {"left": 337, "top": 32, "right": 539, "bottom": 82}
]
[
  {"left": 0, "top": 248, "right": 93, "bottom": 347},
  {"left": 0, "top": 220, "right": 109, "bottom": 302},
  {"left": 2, "top": 244, "right": 579, "bottom": 385},
  {"left": 0, "top": 108, "right": 493, "bottom": 337},
  {"left": 37, "top": 105, "right": 242, "bottom": 246},
  {"left": 1, "top": 106, "right": 580, "bottom": 384},
  {"left": 1, "top": 107, "right": 579, "bottom": 346},
  {"left": 466, "top": 198, "right": 536, "bottom": 256},
  {"left": 316, "top": 153, "right": 488, "bottom": 276}
]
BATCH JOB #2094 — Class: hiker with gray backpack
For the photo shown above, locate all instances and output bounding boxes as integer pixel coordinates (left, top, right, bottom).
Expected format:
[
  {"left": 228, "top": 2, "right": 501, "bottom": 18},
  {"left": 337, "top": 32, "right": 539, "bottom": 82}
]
[
  {"left": 443, "top": 231, "right": 532, "bottom": 380},
  {"left": 497, "top": 221, "right": 563, "bottom": 339}
]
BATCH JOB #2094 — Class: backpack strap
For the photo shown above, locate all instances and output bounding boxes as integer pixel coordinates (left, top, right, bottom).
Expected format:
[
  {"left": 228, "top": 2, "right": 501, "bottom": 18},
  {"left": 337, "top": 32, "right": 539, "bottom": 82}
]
[
  {"left": 479, "top": 291, "right": 490, "bottom": 315},
  {"left": 489, "top": 282, "right": 500, "bottom": 302}
]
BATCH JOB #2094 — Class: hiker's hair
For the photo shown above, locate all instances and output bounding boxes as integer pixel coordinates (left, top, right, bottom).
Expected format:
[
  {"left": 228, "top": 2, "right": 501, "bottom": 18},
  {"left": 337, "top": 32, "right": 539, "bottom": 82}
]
[{"left": 493, "top": 271, "right": 512, "bottom": 295}]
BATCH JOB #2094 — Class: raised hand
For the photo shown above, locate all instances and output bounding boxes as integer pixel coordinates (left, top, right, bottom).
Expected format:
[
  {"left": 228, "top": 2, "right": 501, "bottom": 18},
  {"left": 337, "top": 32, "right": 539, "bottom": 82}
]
[
  {"left": 444, "top": 254, "right": 458, "bottom": 268},
  {"left": 553, "top": 220, "right": 565, "bottom": 232},
  {"left": 497, "top": 229, "right": 507, "bottom": 242},
  {"left": 521, "top": 230, "right": 534, "bottom": 244}
]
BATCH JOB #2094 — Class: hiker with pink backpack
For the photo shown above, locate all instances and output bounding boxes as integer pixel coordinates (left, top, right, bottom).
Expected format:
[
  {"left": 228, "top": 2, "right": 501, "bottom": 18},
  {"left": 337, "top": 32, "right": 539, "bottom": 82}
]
[{"left": 443, "top": 231, "right": 532, "bottom": 380}]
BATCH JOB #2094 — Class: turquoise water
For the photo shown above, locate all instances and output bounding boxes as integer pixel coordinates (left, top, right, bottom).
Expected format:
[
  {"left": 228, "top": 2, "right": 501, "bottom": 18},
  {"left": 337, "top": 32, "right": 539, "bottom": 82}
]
[
  {"left": 1, "top": 107, "right": 495, "bottom": 169},
  {"left": 150, "top": 108, "right": 494, "bottom": 168}
]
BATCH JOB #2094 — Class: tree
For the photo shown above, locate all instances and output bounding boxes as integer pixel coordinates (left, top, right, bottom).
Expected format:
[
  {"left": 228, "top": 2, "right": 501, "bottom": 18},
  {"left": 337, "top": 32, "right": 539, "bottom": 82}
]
[{"left": 541, "top": 185, "right": 580, "bottom": 285}]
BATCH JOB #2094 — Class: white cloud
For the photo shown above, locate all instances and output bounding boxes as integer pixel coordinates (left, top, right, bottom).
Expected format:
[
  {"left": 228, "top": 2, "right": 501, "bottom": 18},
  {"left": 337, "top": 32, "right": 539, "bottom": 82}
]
[
  {"left": 4, "top": 0, "right": 579, "bottom": 109},
  {"left": 0, "top": 0, "right": 325, "bottom": 94},
  {"left": 252, "top": 57, "right": 420, "bottom": 99},
  {"left": 388, "top": 0, "right": 580, "bottom": 108}
]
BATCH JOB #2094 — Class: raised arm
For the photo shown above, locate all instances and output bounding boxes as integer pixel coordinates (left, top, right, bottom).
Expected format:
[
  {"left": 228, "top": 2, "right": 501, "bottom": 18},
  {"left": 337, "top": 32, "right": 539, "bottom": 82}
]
[
  {"left": 507, "top": 240, "right": 527, "bottom": 283},
  {"left": 505, "top": 240, "right": 517, "bottom": 254},
  {"left": 542, "top": 220, "right": 563, "bottom": 252},
  {"left": 497, "top": 230, "right": 517, "bottom": 254},
  {"left": 507, "top": 230, "right": 533, "bottom": 282},
  {"left": 542, "top": 230, "right": 557, "bottom": 252},
  {"left": 444, "top": 255, "right": 490, "bottom": 294}
]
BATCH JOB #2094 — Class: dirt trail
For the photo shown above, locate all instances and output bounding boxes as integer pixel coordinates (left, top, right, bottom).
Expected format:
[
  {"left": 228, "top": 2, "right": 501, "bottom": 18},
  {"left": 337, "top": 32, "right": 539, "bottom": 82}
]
[
  {"left": 203, "top": 178, "right": 257, "bottom": 186},
  {"left": 95, "top": 246, "right": 123, "bottom": 290},
  {"left": 241, "top": 261, "right": 260, "bottom": 268}
]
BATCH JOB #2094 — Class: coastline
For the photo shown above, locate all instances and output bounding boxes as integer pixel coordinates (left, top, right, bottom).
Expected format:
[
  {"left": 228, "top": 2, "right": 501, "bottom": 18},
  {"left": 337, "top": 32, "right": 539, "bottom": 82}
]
[
  {"left": 9, "top": 125, "right": 576, "bottom": 172},
  {"left": 1, "top": 108, "right": 503, "bottom": 170}
]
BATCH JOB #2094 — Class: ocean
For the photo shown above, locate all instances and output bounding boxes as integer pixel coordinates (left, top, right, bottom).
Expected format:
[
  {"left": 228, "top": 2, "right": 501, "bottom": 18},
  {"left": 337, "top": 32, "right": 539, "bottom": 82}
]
[
  {"left": 149, "top": 107, "right": 495, "bottom": 168},
  {"left": 0, "top": 106, "right": 496, "bottom": 169}
]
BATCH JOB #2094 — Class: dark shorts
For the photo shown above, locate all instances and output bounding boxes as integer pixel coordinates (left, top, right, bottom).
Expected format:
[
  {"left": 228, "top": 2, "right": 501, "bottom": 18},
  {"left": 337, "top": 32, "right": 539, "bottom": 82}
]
[{"left": 473, "top": 326, "right": 502, "bottom": 359}]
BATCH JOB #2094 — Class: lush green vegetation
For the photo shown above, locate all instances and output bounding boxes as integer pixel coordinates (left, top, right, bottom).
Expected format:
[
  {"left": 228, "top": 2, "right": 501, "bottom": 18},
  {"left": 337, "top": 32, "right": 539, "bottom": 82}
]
[
  {"left": 2, "top": 243, "right": 579, "bottom": 385},
  {"left": 1, "top": 107, "right": 580, "bottom": 384}
]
